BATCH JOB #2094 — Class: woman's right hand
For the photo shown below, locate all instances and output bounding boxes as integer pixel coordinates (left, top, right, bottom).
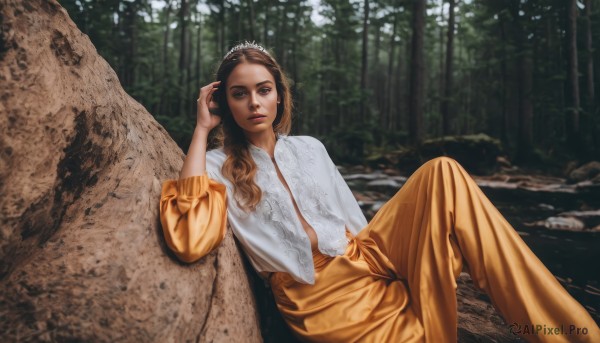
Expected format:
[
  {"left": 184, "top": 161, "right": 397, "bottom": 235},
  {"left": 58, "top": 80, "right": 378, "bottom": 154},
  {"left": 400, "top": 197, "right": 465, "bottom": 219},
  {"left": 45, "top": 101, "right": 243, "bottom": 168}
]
[{"left": 196, "top": 81, "right": 222, "bottom": 132}]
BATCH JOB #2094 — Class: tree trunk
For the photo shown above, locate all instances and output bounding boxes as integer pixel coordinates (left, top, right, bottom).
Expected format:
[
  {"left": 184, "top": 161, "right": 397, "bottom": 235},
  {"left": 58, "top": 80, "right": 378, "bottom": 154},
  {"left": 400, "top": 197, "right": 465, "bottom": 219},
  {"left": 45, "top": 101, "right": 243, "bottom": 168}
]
[
  {"left": 178, "top": 0, "right": 190, "bottom": 117},
  {"left": 291, "top": 2, "right": 302, "bottom": 134},
  {"left": 584, "top": 0, "right": 594, "bottom": 108},
  {"left": 122, "top": 0, "right": 137, "bottom": 89},
  {"left": 517, "top": 51, "right": 534, "bottom": 162},
  {"left": 385, "top": 7, "right": 399, "bottom": 130},
  {"left": 438, "top": 0, "right": 445, "bottom": 137},
  {"left": 273, "top": 3, "right": 290, "bottom": 67},
  {"left": 263, "top": 0, "right": 271, "bottom": 45},
  {"left": 442, "top": 0, "right": 455, "bottom": 135},
  {"left": 374, "top": 16, "right": 381, "bottom": 68},
  {"left": 409, "top": 0, "right": 426, "bottom": 145},
  {"left": 0, "top": 1, "right": 262, "bottom": 341},
  {"left": 196, "top": 10, "right": 202, "bottom": 100},
  {"left": 584, "top": 0, "right": 597, "bottom": 153},
  {"left": 374, "top": 20, "right": 384, "bottom": 119},
  {"left": 219, "top": 0, "right": 225, "bottom": 56},
  {"left": 236, "top": 3, "right": 242, "bottom": 41},
  {"left": 394, "top": 41, "right": 404, "bottom": 132},
  {"left": 160, "top": 0, "right": 172, "bottom": 116},
  {"left": 360, "top": 0, "right": 369, "bottom": 125},
  {"left": 508, "top": 2, "right": 534, "bottom": 162},
  {"left": 246, "top": 0, "right": 256, "bottom": 41},
  {"left": 499, "top": 17, "right": 510, "bottom": 149},
  {"left": 566, "top": 0, "right": 581, "bottom": 150}
]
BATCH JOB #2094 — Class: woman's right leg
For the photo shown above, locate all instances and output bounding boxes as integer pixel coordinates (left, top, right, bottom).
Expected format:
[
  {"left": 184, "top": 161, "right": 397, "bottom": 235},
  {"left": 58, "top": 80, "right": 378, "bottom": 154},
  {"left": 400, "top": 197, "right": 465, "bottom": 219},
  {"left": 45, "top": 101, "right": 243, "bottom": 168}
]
[{"left": 362, "top": 157, "right": 599, "bottom": 342}]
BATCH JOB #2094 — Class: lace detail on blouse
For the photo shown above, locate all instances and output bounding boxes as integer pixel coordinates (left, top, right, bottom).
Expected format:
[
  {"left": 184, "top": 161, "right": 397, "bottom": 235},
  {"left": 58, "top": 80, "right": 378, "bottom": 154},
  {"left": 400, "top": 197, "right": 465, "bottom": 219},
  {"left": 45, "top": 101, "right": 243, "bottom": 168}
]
[
  {"left": 252, "top": 144, "right": 314, "bottom": 283},
  {"left": 276, "top": 139, "right": 348, "bottom": 256},
  {"left": 248, "top": 135, "right": 351, "bottom": 284}
]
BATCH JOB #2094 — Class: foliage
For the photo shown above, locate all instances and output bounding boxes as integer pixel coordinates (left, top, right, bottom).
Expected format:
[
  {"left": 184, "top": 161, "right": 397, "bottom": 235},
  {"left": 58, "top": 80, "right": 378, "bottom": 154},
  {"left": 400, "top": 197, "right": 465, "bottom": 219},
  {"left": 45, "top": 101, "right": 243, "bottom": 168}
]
[
  {"left": 62, "top": 0, "right": 600, "bottom": 164},
  {"left": 154, "top": 114, "right": 195, "bottom": 152}
]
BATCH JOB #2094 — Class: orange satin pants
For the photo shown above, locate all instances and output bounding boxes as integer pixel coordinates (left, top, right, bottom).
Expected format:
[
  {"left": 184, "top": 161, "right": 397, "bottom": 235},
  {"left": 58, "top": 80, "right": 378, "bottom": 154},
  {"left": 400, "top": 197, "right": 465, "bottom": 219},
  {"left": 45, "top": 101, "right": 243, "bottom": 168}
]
[{"left": 269, "top": 157, "right": 600, "bottom": 342}]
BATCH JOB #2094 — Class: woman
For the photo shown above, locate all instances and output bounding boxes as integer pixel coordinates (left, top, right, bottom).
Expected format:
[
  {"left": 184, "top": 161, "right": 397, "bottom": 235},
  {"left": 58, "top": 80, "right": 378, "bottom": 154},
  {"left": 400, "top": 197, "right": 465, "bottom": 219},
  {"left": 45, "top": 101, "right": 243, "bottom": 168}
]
[{"left": 160, "top": 42, "right": 599, "bottom": 342}]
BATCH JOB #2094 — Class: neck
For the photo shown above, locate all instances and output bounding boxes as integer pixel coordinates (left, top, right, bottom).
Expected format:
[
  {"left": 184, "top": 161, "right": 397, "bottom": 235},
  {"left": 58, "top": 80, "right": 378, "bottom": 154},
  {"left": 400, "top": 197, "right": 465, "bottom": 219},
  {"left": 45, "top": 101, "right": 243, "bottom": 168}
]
[{"left": 246, "top": 130, "right": 277, "bottom": 157}]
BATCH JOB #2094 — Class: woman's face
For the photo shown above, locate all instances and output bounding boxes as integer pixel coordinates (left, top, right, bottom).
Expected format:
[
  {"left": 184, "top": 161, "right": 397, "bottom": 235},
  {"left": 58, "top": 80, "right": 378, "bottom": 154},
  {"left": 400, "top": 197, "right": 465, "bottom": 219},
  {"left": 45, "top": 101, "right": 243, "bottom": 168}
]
[{"left": 226, "top": 62, "right": 280, "bottom": 136}]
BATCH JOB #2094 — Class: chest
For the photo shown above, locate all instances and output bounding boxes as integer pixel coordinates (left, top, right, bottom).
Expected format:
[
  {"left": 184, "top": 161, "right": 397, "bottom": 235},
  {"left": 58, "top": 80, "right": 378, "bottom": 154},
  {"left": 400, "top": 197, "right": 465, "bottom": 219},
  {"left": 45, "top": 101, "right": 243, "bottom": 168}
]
[
  {"left": 253, "top": 142, "right": 327, "bottom": 214},
  {"left": 272, "top": 158, "right": 319, "bottom": 249}
]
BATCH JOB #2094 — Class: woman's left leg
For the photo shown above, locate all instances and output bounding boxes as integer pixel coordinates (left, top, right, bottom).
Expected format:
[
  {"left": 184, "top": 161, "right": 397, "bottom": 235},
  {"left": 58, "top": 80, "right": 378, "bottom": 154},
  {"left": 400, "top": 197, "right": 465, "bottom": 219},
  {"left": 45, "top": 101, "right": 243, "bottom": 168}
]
[{"left": 361, "top": 156, "right": 599, "bottom": 342}]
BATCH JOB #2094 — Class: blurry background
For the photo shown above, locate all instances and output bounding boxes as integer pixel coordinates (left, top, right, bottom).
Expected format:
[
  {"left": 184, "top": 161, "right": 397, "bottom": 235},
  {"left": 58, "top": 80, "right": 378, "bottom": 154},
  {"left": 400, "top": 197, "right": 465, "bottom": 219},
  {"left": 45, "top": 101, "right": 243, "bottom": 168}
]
[{"left": 59, "top": 0, "right": 599, "bottom": 166}]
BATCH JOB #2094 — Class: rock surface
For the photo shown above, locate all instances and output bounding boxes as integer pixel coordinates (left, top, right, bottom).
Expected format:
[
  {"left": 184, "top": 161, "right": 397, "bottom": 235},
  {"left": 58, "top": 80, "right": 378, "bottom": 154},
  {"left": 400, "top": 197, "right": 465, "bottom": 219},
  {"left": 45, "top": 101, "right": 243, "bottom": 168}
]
[
  {"left": 568, "top": 161, "right": 600, "bottom": 184},
  {"left": 456, "top": 273, "right": 520, "bottom": 343},
  {"left": 524, "top": 210, "right": 600, "bottom": 232},
  {"left": 365, "top": 133, "right": 505, "bottom": 175},
  {"left": 0, "top": 1, "right": 260, "bottom": 341}
]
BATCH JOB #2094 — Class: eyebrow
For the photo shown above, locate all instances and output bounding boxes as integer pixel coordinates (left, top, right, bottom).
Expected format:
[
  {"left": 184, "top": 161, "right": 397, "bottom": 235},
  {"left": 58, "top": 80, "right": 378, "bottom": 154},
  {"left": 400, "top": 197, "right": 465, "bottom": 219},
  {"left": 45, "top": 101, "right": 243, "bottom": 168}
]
[{"left": 229, "top": 80, "right": 273, "bottom": 90}]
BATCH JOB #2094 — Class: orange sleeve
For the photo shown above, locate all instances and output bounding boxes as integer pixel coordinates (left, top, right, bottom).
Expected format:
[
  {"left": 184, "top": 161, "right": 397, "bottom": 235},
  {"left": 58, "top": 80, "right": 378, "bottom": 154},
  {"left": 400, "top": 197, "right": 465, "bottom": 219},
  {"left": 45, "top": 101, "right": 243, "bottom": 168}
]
[{"left": 159, "top": 172, "right": 227, "bottom": 263}]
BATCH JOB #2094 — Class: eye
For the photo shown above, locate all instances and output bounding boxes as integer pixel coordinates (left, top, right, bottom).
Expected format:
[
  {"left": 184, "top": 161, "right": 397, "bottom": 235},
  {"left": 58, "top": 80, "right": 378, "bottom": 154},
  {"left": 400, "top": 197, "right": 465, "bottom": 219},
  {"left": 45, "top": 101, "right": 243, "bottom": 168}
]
[
  {"left": 259, "top": 87, "right": 271, "bottom": 95},
  {"left": 232, "top": 90, "right": 246, "bottom": 98}
]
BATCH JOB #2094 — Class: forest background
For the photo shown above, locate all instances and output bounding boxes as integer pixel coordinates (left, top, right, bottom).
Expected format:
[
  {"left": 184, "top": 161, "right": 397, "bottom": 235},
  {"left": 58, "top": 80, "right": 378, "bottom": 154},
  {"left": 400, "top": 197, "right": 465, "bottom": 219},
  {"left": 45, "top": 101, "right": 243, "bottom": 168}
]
[{"left": 59, "top": 0, "right": 600, "bottom": 169}]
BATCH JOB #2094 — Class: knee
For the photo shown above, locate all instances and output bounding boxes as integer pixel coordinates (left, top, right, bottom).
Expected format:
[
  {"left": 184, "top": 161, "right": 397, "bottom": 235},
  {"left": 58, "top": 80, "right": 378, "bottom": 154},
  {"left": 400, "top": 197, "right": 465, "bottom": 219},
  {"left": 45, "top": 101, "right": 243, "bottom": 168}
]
[
  {"left": 416, "top": 156, "right": 467, "bottom": 181},
  {"left": 422, "top": 156, "right": 461, "bottom": 170}
]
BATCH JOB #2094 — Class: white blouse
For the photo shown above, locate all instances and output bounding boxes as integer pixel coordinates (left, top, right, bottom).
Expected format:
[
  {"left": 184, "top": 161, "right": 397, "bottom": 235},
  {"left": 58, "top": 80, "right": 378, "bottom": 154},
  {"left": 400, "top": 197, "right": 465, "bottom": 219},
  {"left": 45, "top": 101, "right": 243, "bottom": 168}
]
[
  {"left": 160, "top": 135, "right": 367, "bottom": 284},
  {"left": 161, "top": 134, "right": 367, "bottom": 285}
]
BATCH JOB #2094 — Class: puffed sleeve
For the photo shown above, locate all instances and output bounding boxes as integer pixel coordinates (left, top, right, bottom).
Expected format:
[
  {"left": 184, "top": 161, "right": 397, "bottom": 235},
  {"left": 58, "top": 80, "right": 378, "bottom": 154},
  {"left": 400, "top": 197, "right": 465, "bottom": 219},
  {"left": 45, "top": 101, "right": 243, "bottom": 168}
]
[{"left": 159, "top": 172, "right": 227, "bottom": 263}]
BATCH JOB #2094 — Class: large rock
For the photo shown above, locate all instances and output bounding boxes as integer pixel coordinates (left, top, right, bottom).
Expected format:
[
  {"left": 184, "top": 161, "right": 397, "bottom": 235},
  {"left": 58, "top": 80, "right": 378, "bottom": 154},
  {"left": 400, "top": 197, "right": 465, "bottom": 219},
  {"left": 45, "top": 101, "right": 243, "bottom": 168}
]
[
  {"left": 420, "top": 134, "right": 505, "bottom": 175},
  {"left": 0, "top": 1, "right": 261, "bottom": 341},
  {"left": 568, "top": 161, "right": 600, "bottom": 183},
  {"left": 366, "top": 134, "right": 505, "bottom": 176},
  {"left": 456, "top": 273, "right": 519, "bottom": 342}
]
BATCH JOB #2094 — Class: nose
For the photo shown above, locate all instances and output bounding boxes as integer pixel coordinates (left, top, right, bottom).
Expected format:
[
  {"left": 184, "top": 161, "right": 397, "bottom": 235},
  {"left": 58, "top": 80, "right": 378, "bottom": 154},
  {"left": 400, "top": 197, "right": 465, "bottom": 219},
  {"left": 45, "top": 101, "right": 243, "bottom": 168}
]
[{"left": 248, "top": 91, "right": 260, "bottom": 110}]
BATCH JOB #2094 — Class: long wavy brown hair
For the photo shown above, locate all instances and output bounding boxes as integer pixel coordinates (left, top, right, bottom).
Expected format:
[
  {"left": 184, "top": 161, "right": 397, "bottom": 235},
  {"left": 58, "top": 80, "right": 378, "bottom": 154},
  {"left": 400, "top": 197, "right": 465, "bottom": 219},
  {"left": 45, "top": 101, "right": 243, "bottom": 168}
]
[{"left": 211, "top": 46, "right": 293, "bottom": 212}]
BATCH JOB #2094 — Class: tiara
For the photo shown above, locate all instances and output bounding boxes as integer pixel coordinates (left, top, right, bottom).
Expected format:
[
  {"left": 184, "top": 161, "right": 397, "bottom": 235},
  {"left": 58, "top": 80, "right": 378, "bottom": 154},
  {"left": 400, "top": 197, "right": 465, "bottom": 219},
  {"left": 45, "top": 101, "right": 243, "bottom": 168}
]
[{"left": 223, "top": 41, "right": 270, "bottom": 59}]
